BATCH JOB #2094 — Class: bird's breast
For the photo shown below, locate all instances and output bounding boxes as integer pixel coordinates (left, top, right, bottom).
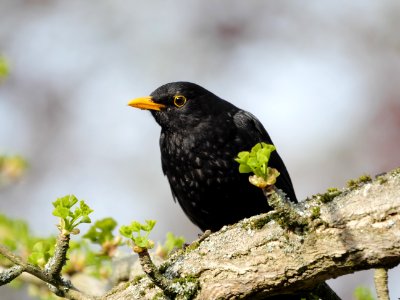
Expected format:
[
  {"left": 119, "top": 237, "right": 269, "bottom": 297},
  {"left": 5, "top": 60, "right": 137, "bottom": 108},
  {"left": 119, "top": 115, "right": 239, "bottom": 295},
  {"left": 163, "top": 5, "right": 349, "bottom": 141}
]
[{"left": 160, "top": 130, "right": 240, "bottom": 190}]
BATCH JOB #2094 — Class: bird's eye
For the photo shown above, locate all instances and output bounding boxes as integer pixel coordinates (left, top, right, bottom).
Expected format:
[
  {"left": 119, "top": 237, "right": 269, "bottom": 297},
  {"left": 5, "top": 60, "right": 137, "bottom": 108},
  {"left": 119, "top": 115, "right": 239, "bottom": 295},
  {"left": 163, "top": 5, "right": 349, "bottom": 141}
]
[{"left": 173, "top": 95, "right": 187, "bottom": 108}]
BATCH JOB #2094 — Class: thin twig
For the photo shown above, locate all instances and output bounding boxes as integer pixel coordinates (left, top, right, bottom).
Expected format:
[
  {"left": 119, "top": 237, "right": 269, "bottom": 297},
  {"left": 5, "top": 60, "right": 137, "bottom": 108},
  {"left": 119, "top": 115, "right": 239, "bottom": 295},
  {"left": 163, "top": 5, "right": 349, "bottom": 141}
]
[
  {"left": 374, "top": 268, "right": 389, "bottom": 300},
  {"left": 137, "top": 249, "right": 176, "bottom": 298},
  {"left": 45, "top": 233, "right": 70, "bottom": 277}
]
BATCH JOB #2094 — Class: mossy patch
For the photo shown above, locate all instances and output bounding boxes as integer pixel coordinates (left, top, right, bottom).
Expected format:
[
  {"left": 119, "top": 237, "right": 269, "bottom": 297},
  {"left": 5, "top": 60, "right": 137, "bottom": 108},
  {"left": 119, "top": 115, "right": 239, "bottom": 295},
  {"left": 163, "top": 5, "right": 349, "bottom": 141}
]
[
  {"left": 391, "top": 168, "right": 400, "bottom": 176},
  {"left": 169, "top": 274, "right": 200, "bottom": 299},
  {"left": 310, "top": 206, "right": 321, "bottom": 220},
  {"left": 184, "top": 241, "right": 200, "bottom": 253},
  {"left": 131, "top": 274, "right": 145, "bottom": 285},
  {"left": 347, "top": 174, "right": 372, "bottom": 189},
  {"left": 376, "top": 175, "right": 388, "bottom": 185},
  {"left": 248, "top": 215, "right": 273, "bottom": 230},
  {"left": 318, "top": 187, "right": 342, "bottom": 203}
]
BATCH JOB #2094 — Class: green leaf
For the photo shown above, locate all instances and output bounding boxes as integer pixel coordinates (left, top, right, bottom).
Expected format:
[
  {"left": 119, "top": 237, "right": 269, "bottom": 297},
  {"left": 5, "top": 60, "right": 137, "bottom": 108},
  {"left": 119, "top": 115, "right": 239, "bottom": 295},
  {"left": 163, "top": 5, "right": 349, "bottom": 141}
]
[
  {"left": 63, "top": 195, "right": 78, "bottom": 208},
  {"left": 234, "top": 142, "right": 279, "bottom": 187},
  {"left": 256, "top": 151, "right": 268, "bottom": 165},
  {"left": 163, "top": 232, "right": 185, "bottom": 255},
  {"left": 97, "top": 218, "right": 117, "bottom": 231},
  {"left": 251, "top": 143, "right": 262, "bottom": 153},
  {"left": 83, "top": 218, "right": 117, "bottom": 245},
  {"left": 133, "top": 236, "right": 148, "bottom": 248},
  {"left": 52, "top": 206, "right": 70, "bottom": 219},
  {"left": 141, "top": 220, "right": 156, "bottom": 232},
  {"left": 119, "top": 225, "right": 133, "bottom": 238},
  {"left": 130, "top": 221, "right": 142, "bottom": 232},
  {"left": 79, "top": 215, "right": 92, "bottom": 224},
  {"left": 246, "top": 157, "right": 258, "bottom": 169},
  {"left": 120, "top": 220, "right": 157, "bottom": 251},
  {"left": 52, "top": 195, "right": 93, "bottom": 233},
  {"left": 234, "top": 151, "right": 249, "bottom": 164},
  {"left": 238, "top": 164, "right": 252, "bottom": 173},
  {"left": 80, "top": 200, "right": 94, "bottom": 216}
]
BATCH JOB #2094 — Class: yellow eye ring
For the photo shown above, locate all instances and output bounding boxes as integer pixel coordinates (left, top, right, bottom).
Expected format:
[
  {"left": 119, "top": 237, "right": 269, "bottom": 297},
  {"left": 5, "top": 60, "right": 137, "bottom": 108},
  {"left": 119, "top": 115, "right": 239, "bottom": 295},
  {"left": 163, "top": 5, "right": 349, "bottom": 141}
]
[{"left": 173, "top": 95, "right": 187, "bottom": 108}]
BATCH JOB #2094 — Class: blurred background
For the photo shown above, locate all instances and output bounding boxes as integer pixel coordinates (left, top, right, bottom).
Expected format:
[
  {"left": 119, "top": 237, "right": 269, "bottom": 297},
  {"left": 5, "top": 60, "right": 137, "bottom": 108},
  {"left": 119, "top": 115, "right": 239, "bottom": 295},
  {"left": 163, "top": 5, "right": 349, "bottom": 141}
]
[{"left": 1, "top": 0, "right": 399, "bottom": 299}]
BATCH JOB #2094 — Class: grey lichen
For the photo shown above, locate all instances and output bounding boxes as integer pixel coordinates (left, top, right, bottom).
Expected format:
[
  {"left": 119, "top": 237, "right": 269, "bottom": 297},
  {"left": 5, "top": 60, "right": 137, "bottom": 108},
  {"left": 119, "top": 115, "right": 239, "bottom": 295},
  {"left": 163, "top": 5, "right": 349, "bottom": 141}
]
[
  {"left": 169, "top": 275, "right": 200, "bottom": 299},
  {"left": 266, "top": 191, "right": 309, "bottom": 233}
]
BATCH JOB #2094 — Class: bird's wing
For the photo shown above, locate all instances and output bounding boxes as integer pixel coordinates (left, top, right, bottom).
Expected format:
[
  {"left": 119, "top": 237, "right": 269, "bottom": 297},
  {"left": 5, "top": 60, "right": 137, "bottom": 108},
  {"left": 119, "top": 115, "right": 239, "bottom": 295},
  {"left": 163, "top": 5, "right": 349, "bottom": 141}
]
[
  {"left": 233, "top": 110, "right": 272, "bottom": 144},
  {"left": 233, "top": 110, "right": 297, "bottom": 202}
]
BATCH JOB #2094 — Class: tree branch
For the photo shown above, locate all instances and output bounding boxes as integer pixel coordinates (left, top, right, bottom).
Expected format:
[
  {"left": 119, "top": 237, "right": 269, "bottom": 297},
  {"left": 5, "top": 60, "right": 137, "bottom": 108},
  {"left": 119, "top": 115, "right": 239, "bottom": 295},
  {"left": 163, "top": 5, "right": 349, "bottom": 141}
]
[
  {"left": 45, "top": 233, "right": 70, "bottom": 278},
  {"left": 106, "top": 168, "right": 400, "bottom": 299},
  {"left": 0, "top": 238, "right": 95, "bottom": 300}
]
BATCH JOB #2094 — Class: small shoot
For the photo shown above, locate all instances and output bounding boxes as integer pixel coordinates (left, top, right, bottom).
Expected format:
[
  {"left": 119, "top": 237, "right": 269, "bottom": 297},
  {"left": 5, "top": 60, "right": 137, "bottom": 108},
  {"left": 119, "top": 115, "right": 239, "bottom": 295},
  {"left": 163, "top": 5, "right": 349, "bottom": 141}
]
[
  {"left": 235, "top": 142, "right": 280, "bottom": 188},
  {"left": 156, "top": 232, "right": 185, "bottom": 259},
  {"left": 83, "top": 217, "right": 121, "bottom": 257},
  {"left": 119, "top": 220, "right": 156, "bottom": 253},
  {"left": 52, "top": 195, "right": 93, "bottom": 235}
]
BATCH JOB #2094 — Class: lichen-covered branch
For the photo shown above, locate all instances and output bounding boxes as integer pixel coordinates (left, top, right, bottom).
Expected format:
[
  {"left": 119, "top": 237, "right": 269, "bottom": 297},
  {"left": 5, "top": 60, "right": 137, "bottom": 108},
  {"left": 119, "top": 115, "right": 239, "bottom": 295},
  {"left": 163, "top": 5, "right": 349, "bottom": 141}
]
[
  {"left": 106, "top": 168, "right": 400, "bottom": 300},
  {"left": 137, "top": 249, "right": 176, "bottom": 298},
  {"left": 45, "top": 233, "right": 70, "bottom": 278},
  {"left": 0, "top": 265, "right": 23, "bottom": 284}
]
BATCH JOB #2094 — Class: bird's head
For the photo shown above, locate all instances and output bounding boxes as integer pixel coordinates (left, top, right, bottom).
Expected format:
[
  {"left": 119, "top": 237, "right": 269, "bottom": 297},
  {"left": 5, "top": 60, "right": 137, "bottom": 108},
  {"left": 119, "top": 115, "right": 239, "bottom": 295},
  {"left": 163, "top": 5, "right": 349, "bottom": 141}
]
[{"left": 128, "top": 82, "right": 222, "bottom": 131}]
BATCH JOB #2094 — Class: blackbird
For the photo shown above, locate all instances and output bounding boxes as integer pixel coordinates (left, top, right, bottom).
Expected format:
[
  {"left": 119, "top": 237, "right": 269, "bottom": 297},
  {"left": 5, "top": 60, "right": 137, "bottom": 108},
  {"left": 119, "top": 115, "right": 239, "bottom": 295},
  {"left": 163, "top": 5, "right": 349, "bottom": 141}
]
[{"left": 129, "top": 82, "right": 297, "bottom": 232}]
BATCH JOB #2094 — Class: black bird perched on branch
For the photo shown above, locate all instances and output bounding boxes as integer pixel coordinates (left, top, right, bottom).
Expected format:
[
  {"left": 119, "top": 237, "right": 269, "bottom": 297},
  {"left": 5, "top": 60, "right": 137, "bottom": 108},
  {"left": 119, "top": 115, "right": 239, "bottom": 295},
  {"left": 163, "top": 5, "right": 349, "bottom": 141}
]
[{"left": 129, "top": 82, "right": 297, "bottom": 232}]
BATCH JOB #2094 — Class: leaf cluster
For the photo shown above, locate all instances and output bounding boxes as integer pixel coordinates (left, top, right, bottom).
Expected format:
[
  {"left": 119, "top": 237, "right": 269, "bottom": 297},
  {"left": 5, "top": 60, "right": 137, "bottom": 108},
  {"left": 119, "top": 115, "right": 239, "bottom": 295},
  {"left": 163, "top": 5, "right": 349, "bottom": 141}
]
[
  {"left": 52, "top": 195, "right": 93, "bottom": 234},
  {"left": 235, "top": 142, "right": 280, "bottom": 188},
  {"left": 119, "top": 220, "right": 156, "bottom": 252},
  {"left": 83, "top": 217, "right": 120, "bottom": 257}
]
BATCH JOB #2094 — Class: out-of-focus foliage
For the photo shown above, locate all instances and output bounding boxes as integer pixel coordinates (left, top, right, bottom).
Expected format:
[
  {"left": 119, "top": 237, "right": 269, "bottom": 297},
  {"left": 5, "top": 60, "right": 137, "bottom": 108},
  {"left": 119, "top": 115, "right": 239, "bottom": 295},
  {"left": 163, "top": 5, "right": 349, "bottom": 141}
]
[
  {"left": 0, "top": 55, "right": 9, "bottom": 80},
  {"left": 0, "top": 214, "right": 37, "bottom": 265},
  {"left": 83, "top": 217, "right": 121, "bottom": 257},
  {"left": 354, "top": 286, "right": 375, "bottom": 300},
  {"left": 156, "top": 231, "right": 185, "bottom": 259},
  {"left": 0, "top": 155, "right": 28, "bottom": 187}
]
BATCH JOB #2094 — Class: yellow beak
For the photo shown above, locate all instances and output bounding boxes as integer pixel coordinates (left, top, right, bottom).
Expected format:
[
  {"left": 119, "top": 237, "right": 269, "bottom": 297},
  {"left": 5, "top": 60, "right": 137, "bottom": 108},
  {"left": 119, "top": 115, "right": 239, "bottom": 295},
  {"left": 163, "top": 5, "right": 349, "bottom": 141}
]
[{"left": 128, "top": 96, "right": 165, "bottom": 111}]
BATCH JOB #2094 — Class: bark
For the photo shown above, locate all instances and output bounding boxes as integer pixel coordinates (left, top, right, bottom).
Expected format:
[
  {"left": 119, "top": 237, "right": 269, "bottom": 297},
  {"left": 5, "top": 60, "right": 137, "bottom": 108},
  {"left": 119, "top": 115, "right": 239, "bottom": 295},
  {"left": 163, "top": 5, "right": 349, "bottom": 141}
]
[{"left": 101, "top": 168, "right": 400, "bottom": 300}]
